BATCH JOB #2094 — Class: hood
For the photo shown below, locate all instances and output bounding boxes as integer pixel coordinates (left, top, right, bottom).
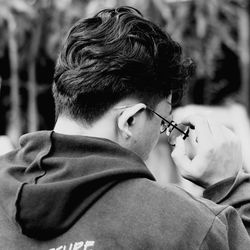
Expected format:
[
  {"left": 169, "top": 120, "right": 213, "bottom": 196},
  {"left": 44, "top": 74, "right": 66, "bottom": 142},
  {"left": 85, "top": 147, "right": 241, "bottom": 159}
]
[{"left": 0, "top": 131, "right": 154, "bottom": 240}]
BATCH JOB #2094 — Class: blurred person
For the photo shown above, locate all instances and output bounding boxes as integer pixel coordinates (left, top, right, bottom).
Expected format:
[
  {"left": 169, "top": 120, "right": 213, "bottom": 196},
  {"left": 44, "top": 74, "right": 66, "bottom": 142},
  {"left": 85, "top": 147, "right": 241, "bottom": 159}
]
[{"left": 0, "top": 6, "right": 250, "bottom": 249}]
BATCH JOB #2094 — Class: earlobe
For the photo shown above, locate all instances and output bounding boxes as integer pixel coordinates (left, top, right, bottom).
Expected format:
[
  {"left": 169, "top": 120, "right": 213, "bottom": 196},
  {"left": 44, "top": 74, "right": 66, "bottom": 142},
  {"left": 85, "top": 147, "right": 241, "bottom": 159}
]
[{"left": 117, "top": 103, "right": 146, "bottom": 139}]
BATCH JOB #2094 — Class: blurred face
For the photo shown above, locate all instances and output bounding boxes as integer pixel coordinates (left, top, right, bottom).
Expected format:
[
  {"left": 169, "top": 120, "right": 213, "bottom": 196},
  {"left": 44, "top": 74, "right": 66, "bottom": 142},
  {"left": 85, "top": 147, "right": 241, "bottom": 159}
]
[{"left": 129, "top": 97, "right": 172, "bottom": 161}]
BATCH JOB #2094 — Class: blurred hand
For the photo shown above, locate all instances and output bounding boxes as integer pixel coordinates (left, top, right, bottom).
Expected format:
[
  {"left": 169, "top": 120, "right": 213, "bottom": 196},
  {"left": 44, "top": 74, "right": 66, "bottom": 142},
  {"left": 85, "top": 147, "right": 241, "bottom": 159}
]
[
  {"left": 171, "top": 115, "right": 242, "bottom": 188},
  {"left": 173, "top": 103, "right": 250, "bottom": 172}
]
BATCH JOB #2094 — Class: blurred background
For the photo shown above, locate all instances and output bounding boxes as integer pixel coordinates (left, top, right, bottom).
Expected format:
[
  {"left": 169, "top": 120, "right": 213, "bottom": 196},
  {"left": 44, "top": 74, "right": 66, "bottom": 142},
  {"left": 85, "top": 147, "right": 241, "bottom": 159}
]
[{"left": 0, "top": 0, "right": 250, "bottom": 187}]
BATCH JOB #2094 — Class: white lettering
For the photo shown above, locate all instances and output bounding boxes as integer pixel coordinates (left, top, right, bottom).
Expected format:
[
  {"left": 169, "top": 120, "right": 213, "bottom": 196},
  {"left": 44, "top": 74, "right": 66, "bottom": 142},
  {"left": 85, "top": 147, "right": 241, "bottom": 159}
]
[
  {"left": 84, "top": 241, "right": 95, "bottom": 250},
  {"left": 73, "top": 241, "right": 84, "bottom": 250},
  {"left": 49, "top": 240, "right": 95, "bottom": 250}
]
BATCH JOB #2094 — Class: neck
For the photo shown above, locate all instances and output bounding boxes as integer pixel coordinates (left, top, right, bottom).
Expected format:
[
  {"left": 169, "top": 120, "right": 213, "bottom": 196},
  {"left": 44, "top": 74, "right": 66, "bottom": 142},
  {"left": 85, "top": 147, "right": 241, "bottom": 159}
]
[{"left": 54, "top": 115, "right": 116, "bottom": 141}]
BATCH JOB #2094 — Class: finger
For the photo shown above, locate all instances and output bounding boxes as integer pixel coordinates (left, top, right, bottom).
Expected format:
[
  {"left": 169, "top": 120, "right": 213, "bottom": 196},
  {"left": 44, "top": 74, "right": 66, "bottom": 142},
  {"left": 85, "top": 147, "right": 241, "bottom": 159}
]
[
  {"left": 183, "top": 128, "right": 198, "bottom": 159},
  {"left": 205, "top": 121, "right": 225, "bottom": 145},
  {"left": 171, "top": 137, "right": 191, "bottom": 173},
  {"left": 178, "top": 115, "right": 214, "bottom": 149},
  {"left": 208, "top": 121, "right": 238, "bottom": 146}
]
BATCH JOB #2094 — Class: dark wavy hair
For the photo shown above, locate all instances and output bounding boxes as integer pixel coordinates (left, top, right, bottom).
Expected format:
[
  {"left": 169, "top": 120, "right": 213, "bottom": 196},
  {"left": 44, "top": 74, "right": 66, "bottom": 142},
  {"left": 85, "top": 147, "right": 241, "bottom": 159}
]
[{"left": 53, "top": 6, "right": 193, "bottom": 123}]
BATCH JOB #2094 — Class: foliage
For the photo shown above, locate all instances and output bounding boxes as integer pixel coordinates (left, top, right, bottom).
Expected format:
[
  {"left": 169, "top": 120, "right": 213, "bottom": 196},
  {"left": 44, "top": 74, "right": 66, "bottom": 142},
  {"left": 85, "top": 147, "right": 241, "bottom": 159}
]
[
  {"left": 152, "top": 0, "right": 249, "bottom": 105},
  {"left": 0, "top": 0, "right": 249, "bottom": 142}
]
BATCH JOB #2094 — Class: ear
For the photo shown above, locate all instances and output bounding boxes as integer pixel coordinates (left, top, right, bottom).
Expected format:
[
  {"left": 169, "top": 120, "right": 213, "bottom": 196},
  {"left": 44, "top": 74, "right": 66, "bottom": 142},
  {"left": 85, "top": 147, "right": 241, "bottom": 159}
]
[{"left": 117, "top": 103, "right": 146, "bottom": 139}]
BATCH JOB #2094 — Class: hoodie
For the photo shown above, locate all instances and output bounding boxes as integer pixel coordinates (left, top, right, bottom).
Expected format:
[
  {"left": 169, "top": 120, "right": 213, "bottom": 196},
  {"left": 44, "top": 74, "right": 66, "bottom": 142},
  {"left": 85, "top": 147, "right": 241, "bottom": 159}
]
[{"left": 0, "top": 131, "right": 250, "bottom": 249}]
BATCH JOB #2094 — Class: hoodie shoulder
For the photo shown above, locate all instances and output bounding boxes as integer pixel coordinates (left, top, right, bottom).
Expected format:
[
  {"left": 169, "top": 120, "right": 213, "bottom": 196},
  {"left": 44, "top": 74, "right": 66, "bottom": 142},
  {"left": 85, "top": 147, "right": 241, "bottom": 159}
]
[{"left": 97, "top": 178, "right": 246, "bottom": 249}]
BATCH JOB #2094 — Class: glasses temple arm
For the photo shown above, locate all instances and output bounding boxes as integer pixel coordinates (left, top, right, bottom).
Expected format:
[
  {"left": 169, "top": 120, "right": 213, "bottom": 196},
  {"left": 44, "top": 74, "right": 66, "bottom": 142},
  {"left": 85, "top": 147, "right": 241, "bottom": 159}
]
[{"left": 146, "top": 107, "right": 189, "bottom": 136}]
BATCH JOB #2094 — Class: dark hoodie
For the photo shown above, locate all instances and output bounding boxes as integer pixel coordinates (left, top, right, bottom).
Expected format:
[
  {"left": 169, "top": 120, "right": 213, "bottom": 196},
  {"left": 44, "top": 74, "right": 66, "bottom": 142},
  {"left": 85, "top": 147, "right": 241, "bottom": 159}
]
[{"left": 0, "top": 131, "right": 250, "bottom": 249}]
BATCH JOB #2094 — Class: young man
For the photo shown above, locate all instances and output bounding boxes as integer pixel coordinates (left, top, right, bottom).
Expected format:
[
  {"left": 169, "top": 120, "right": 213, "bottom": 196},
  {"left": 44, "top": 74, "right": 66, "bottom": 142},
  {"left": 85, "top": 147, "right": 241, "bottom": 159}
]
[{"left": 0, "top": 6, "right": 250, "bottom": 249}]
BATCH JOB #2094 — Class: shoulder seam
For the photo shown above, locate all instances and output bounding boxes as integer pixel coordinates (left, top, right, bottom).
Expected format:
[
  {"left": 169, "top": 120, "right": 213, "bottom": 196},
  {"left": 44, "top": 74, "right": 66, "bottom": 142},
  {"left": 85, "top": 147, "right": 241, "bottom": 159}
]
[
  {"left": 199, "top": 208, "right": 229, "bottom": 249},
  {"left": 173, "top": 185, "right": 230, "bottom": 216}
]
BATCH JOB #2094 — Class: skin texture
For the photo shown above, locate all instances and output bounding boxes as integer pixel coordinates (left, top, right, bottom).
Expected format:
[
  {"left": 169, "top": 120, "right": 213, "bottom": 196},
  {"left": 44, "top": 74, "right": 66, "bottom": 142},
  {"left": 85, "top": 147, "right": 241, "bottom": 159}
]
[
  {"left": 115, "top": 98, "right": 172, "bottom": 161},
  {"left": 173, "top": 103, "right": 250, "bottom": 173},
  {"left": 171, "top": 115, "right": 242, "bottom": 188},
  {"left": 54, "top": 95, "right": 242, "bottom": 188},
  {"left": 54, "top": 97, "right": 172, "bottom": 162}
]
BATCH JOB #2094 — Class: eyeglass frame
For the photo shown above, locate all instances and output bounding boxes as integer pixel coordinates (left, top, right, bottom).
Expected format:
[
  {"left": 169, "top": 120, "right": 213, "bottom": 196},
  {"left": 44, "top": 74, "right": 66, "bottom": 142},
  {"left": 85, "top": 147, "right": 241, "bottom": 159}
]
[
  {"left": 145, "top": 107, "right": 189, "bottom": 140},
  {"left": 114, "top": 104, "right": 190, "bottom": 141}
]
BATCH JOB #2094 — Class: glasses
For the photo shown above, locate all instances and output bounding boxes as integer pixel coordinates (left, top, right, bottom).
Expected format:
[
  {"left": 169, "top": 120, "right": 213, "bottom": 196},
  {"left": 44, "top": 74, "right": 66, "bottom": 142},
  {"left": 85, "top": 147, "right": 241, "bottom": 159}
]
[
  {"left": 146, "top": 107, "right": 190, "bottom": 146},
  {"left": 114, "top": 104, "right": 190, "bottom": 146}
]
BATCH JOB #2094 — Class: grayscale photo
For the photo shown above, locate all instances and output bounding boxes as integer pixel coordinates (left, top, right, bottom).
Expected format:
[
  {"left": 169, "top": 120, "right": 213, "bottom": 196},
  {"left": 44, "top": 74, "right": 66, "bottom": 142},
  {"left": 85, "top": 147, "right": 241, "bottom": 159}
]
[{"left": 0, "top": 0, "right": 250, "bottom": 249}]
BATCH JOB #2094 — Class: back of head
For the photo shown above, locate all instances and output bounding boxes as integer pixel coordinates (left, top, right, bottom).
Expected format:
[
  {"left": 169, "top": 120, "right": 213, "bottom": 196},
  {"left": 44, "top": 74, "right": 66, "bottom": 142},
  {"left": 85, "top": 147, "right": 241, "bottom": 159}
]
[{"left": 53, "top": 6, "right": 192, "bottom": 124}]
